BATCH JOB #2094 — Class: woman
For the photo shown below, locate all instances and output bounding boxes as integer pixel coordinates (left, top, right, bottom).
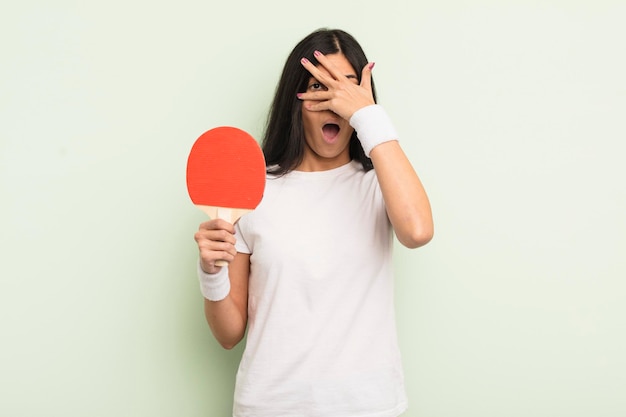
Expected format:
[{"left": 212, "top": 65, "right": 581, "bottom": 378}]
[{"left": 194, "top": 28, "right": 433, "bottom": 417}]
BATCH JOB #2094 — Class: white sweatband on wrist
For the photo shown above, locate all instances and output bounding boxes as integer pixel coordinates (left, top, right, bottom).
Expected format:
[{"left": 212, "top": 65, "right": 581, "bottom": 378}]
[
  {"left": 349, "top": 104, "right": 399, "bottom": 157},
  {"left": 197, "top": 260, "right": 230, "bottom": 301}
]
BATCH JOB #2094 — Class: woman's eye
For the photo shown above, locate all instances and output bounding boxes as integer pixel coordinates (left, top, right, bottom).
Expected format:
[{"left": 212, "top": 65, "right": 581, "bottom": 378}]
[{"left": 309, "top": 83, "right": 327, "bottom": 91}]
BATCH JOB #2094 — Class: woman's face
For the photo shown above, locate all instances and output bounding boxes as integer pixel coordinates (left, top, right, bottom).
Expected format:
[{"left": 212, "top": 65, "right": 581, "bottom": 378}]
[{"left": 298, "top": 53, "right": 358, "bottom": 171}]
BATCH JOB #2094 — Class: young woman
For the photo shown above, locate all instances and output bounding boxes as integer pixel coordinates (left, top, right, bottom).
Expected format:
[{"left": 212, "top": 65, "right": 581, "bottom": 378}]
[{"left": 194, "top": 28, "right": 433, "bottom": 417}]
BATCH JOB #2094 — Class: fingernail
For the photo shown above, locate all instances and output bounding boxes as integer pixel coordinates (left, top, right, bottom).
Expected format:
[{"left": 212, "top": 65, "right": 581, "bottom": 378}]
[
  {"left": 296, "top": 93, "right": 303, "bottom": 99},
  {"left": 314, "top": 50, "right": 321, "bottom": 57},
  {"left": 301, "top": 57, "right": 309, "bottom": 64},
  {"left": 369, "top": 62, "right": 376, "bottom": 70}
]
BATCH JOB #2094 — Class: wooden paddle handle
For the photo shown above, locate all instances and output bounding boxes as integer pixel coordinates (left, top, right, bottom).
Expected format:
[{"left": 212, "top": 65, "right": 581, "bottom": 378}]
[{"left": 214, "top": 207, "right": 234, "bottom": 267}]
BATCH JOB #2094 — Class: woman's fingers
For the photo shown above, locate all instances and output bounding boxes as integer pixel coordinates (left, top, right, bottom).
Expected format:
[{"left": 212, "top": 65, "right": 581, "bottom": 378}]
[
  {"left": 194, "top": 219, "right": 237, "bottom": 272},
  {"left": 301, "top": 52, "right": 342, "bottom": 80},
  {"left": 200, "top": 218, "right": 236, "bottom": 235},
  {"left": 299, "top": 51, "right": 375, "bottom": 120},
  {"left": 360, "top": 62, "right": 374, "bottom": 91}
]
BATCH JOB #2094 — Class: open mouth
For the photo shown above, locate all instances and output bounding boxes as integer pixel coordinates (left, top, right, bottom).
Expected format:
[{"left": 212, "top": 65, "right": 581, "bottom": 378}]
[{"left": 322, "top": 123, "right": 340, "bottom": 143}]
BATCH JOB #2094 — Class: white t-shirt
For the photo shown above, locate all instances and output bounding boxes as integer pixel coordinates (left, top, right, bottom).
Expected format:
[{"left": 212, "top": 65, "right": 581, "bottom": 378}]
[{"left": 233, "top": 160, "right": 407, "bottom": 417}]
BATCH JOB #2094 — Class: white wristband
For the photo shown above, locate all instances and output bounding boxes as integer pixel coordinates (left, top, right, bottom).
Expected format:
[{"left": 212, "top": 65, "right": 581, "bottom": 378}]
[
  {"left": 197, "top": 260, "right": 230, "bottom": 301},
  {"left": 349, "top": 104, "right": 398, "bottom": 157}
]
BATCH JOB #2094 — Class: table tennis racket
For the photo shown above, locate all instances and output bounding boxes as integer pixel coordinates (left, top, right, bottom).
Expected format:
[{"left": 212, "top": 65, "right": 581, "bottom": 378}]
[{"left": 186, "top": 126, "right": 266, "bottom": 266}]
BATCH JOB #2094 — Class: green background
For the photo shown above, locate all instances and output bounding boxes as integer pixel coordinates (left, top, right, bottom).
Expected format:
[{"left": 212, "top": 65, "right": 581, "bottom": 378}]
[{"left": 2, "top": 0, "right": 625, "bottom": 416}]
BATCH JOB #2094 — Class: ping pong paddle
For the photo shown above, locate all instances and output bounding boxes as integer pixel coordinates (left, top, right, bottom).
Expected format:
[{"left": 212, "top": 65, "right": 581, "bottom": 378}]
[{"left": 186, "top": 126, "right": 266, "bottom": 266}]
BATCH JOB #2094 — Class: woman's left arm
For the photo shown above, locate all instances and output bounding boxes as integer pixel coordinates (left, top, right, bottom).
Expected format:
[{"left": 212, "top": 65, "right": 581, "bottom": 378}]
[{"left": 369, "top": 140, "right": 433, "bottom": 248}]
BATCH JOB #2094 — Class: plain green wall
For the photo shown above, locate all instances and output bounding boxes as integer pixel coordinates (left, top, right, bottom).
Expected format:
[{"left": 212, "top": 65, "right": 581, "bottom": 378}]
[{"left": 2, "top": 1, "right": 625, "bottom": 416}]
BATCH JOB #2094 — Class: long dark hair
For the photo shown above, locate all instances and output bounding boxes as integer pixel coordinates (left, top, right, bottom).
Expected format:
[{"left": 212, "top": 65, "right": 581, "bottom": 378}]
[{"left": 262, "top": 28, "right": 377, "bottom": 175}]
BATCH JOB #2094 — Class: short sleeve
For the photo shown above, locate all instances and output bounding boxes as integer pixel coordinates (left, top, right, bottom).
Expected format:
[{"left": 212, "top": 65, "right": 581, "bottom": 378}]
[{"left": 234, "top": 220, "right": 251, "bottom": 254}]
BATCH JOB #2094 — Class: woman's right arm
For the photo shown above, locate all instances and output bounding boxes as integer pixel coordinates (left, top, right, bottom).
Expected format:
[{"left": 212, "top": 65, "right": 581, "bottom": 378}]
[{"left": 195, "top": 219, "right": 250, "bottom": 350}]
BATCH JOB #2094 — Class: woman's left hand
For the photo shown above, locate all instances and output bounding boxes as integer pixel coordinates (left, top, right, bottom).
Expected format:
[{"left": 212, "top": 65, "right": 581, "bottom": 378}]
[{"left": 298, "top": 50, "right": 375, "bottom": 121}]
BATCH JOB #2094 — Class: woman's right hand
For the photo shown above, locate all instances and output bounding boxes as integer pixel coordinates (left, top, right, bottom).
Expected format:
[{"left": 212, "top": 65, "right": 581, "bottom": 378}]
[{"left": 194, "top": 219, "right": 237, "bottom": 274}]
